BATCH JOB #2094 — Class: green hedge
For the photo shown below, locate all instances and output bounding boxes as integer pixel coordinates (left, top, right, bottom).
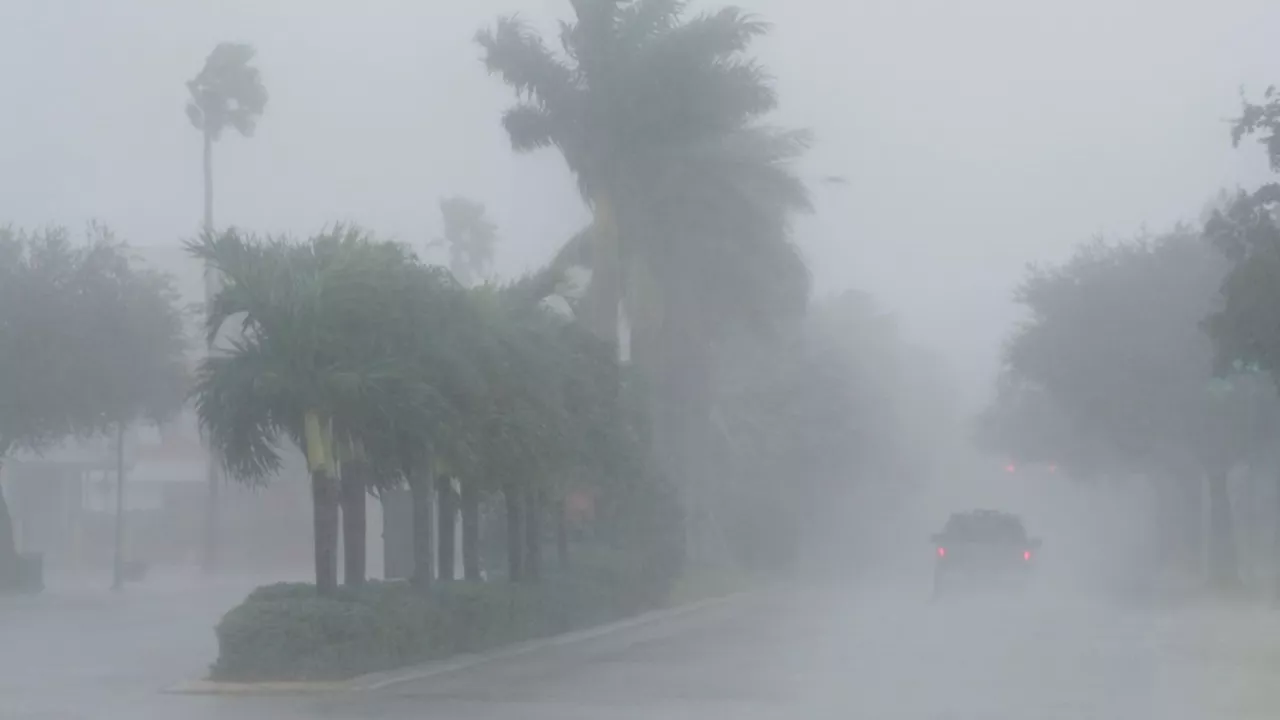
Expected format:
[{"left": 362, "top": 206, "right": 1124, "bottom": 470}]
[{"left": 211, "top": 557, "right": 678, "bottom": 682}]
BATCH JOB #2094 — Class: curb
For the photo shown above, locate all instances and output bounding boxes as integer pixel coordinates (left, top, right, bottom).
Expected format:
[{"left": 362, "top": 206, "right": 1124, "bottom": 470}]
[
  {"left": 163, "top": 590, "right": 748, "bottom": 697},
  {"left": 162, "top": 679, "right": 352, "bottom": 696}
]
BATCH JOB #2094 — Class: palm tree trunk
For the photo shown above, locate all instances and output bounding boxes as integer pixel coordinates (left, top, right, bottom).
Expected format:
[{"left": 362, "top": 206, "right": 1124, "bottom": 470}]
[
  {"left": 461, "top": 479, "right": 481, "bottom": 581},
  {"left": 340, "top": 461, "right": 367, "bottom": 587},
  {"left": 311, "top": 469, "right": 340, "bottom": 595},
  {"left": 584, "top": 193, "right": 621, "bottom": 349},
  {"left": 436, "top": 475, "right": 457, "bottom": 581},
  {"left": 504, "top": 483, "right": 524, "bottom": 582},
  {"left": 410, "top": 468, "right": 434, "bottom": 590},
  {"left": 203, "top": 130, "right": 214, "bottom": 232},
  {"left": 112, "top": 422, "right": 126, "bottom": 592},
  {"left": 524, "top": 485, "right": 542, "bottom": 583},
  {"left": 201, "top": 128, "right": 219, "bottom": 576},
  {"left": 1207, "top": 468, "right": 1240, "bottom": 591}
]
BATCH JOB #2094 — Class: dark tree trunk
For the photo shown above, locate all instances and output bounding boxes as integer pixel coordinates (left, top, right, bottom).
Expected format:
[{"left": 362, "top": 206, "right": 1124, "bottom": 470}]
[
  {"left": 1207, "top": 468, "right": 1240, "bottom": 591},
  {"left": 504, "top": 483, "right": 524, "bottom": 582},
  {"left": 340, "top": 461, "right": 367, "bottom": 587},
  {"left": 311, "top": 469, "right": 340, "bottom": 595},
  {"left": 410, "top": 469, "right": 434, "bottom": 590},
  {"left": 1172, "top": 468, "right": 1204, "bottom": 576},
  {"left": 524, "top": 485, "right": 542, "bottom": 583},
  {"left": 556, "top": 496, "right": 570, "bottom": 571},
  {"left": 461, "top": 479, "right": 481, "bottom": 581},
  {"left": 436, "top": 475, "right": 457, "bottom": 581},
  {"left": 1273, "top": 467, "right": 1280, "bottom": 605},
  {"left": 0, "top": 459, "right": 17, "bottom": 589},
  {"left": 112, "top": 422, "right": 126, "bottom": 591}
]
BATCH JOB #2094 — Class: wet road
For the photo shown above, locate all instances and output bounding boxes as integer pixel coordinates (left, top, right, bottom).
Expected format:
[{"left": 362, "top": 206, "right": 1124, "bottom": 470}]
[{"left": 7, "top": 579, "right": 1280, "bottom": 719}]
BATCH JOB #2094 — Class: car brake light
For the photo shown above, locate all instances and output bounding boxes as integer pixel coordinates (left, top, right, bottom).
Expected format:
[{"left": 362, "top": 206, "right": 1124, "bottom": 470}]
[
  {"left": 1023, "top": 550, "right": 1032, "bottom": 561},
  {"left": 937, "top": 547, "right": 946, "bottom": 558}
]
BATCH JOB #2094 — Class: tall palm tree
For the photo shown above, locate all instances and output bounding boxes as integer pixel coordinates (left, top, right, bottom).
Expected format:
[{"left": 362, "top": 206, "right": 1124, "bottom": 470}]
[
  {"left": 431, "top": 197, "right": 499, "bottom": 288},
  {"left": 478, "top": 1, "right": 812, "bottom": 559},
  {"left": 187, "top": 43, "right": 268, "bottom": 234},
  {"left": 429, "top": 197, "right": 500, "bottom": 578},
  {"left": 186, "top": 42, "right": 268, "bottom": 572},
  {"left": 477, "top": 1, "right": 809, "bottom": 347},
  {"left": 188, "top": 227, "right": 420, "bottom": 595}
]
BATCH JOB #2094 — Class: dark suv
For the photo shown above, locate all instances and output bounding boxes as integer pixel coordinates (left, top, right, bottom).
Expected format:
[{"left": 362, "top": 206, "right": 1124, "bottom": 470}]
[{"left": 931, "top": 510, "right": 1041, "bottom": 598}]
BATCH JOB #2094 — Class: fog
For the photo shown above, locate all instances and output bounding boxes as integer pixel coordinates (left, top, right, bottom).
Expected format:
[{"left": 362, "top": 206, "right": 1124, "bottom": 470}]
[
  {"left": 3, "top": 0, "right": 1280, "bottom": 718},
  {"left": 3, "top": 0, "right": 1277, "bottom": 406}
]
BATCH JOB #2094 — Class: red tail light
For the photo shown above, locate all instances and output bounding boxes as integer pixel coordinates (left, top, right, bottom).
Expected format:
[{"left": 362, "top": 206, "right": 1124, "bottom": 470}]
[
  {"left": 937, "top": 547, "right": 946, "bottom": 558},
  {"left": 1023, "top": 550, "right": 1032, "bottom": 561}
]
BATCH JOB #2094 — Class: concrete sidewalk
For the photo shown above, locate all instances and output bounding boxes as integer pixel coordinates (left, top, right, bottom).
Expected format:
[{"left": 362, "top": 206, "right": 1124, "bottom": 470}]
[{"left": 0, "top": 568, "right": 292, "bottom": 719}]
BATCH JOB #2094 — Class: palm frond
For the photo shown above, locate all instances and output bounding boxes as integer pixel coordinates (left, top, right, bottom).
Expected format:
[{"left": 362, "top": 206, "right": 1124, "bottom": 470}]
[
  {"left": 617, "top": 0, "right": 688, "bottom": 49},
  {"left": 500, "top": 104, "right": 561, "bottom": 153},
  {"left": 652, "top": 7, "right": 770, "bottom": 61},
  {"left": 477, "top": 17, "right": 576, "bottom": 112},
  {"left": 187, "top": 42, "right": 268, "bottom": 138},
  {"left": 191, "top": 337, "right": 290, "bottom": 485}
]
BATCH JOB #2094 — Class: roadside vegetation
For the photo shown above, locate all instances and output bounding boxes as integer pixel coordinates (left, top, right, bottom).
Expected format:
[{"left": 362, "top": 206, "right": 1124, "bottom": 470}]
[
  {"left": 9, "top": 0, "right": 1279, "bottom": 685},
  {"left": 978, "top": 86, "right": 1280, "bottom": 598},
  {"left": 0, "top": 1, "right": 948, "bottom": 682}
]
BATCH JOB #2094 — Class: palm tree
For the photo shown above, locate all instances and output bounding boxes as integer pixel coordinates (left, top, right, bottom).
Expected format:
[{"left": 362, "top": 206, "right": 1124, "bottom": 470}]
[
  {"left": 477, "top": 1, "right": 809, "bottom": 345},
  {"left": 186, "top": 42, "right": 267, "bottom": 572},
  {"left": 432, "top": 197, "right": 499, "bottom": 288},
  {"left": 186, "top": 43, "right": 268, "bottom": 233},
  {"left": 428, "top": 196, "right": 499, "bottom": 579},
  {"left": 478, "top": 1, "right": 812, "bottom": 559},
  {"left": 187, "top": 227, "right": 419, "bottom": 595}
]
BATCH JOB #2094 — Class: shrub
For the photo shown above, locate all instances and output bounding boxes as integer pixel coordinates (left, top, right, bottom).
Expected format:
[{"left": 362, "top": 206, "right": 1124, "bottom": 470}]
[
  {"left": 210, "top": 561, "right": 680, "bottom": 682},
  {"left": 211, "top": 581, "right": 449, "bottom": 681}
]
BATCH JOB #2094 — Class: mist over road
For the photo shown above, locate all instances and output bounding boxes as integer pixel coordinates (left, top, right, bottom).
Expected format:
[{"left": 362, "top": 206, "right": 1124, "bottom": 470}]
[{"left": 133, "top": 580, "right": 1278, "bottom": 720}]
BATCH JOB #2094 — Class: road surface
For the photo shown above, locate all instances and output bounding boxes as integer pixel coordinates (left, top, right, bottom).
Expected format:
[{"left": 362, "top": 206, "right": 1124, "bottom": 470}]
[{"left": 7, "top": 579, "right": 1280, "bottom": 719}]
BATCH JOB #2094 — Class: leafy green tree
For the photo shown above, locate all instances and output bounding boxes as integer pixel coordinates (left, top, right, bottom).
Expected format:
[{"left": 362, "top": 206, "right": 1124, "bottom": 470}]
[
  {"left": 0, "top": 226, "right": 188, "bottom": 589},
  {"left": 1204, "top": 84, "right": 1280, "bottom": 392},
  {"left": 998, "top": 229, "right": 1274, "bottom": 588},
  {"left": 188, "top": 226, "right": 423, "bottom": 595},
  {"left": 1203, "top": 83, "right": 1280, "bottom": 595}
]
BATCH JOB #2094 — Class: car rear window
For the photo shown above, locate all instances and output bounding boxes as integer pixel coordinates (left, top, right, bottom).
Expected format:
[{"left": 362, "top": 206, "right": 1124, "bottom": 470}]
[{"left": 942, "top": 513, "right": 1027, "bottom": 543}]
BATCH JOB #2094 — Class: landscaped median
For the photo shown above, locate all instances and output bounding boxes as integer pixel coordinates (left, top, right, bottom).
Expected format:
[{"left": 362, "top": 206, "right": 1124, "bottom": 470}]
[{"left": 171, "top": 553, "right": 708, "bottom": 692}]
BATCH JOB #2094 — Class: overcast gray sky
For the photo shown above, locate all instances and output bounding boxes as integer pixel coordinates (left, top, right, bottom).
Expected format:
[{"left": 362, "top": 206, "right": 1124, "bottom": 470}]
[{"left": 0, "top": 0, "right": 1276, "bottom": 408}]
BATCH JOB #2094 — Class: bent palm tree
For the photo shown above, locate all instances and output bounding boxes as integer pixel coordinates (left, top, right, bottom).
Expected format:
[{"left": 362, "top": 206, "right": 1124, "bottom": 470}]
[
  {"left": 479, "top": 1, "right": 812, "bottom": 558},
  {"left": 186, "top": 42, "right": 268, "bottom": 571},
  {"left": 477, "top": 1, "right": 809, "bottom": 346},
  {"left": 188, "top": 227, "right": 418, "bottom": 594}
]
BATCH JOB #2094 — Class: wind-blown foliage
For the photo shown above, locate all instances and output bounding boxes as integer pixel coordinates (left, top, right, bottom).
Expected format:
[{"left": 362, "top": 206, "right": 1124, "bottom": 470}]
[
  {"left": 186, "top": 43, "right": 269, "bottom": 141},
  {"left": 479, "top": 1, "right": 813, "bottom": 563},
  {"left": 987, "top": 228, "right": 1280, "bottom": 588},
  {"left": 477, "top": 0, "right": 812, "bottom": 346},
  {"left": 431, "top": 197, "right": 499, "bottom": 288},
  {"left": 0, "top": 225, "right": 188, "bottom": 587}
]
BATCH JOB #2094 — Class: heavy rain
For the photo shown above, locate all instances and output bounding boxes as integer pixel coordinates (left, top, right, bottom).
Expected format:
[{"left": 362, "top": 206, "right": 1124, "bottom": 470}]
[{"left": 2, "top": 1, "right": 1280, "bottom": 719}]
